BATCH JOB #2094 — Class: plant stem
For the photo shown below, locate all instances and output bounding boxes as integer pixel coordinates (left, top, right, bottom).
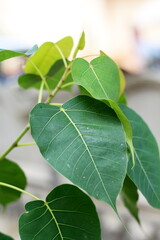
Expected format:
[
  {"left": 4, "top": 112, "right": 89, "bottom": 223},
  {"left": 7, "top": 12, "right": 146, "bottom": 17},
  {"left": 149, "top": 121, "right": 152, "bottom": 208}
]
[
  {"left": 17, "top": 142, "right": 36, "bottom": 147},
  {"left": 26, "top": 57, "right": 50, "bottom": 95},
  {"left": 0, "top": 182, "right": 40, "bottom": 200},
  {"left": 45, "top": 64, "right": 71, "bottom": 104},
  {"left": 0, "top": 124, "right": 30, "bottom": 161},
  {"left": 38, "top": 80, "right": 45, "bottom": 103},
  {"left": 49, "top": 103, "right": 62, "bottom": 107},
  {"left": 61, "top": 81, "right": 75, "bottom": 89},
  {"left": 54, "top": 43, "right": 67, "bottom": 68}
]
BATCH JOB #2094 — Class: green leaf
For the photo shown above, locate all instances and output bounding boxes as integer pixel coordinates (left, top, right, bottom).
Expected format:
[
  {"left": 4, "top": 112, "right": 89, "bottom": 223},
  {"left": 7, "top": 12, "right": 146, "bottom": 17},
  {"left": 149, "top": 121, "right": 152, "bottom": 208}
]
[
  {"left": 19, "top": 184, "right": 101, "bottom": 240},
  {"left": 0, "top": 49, "right": 25, "bottom": 62},
  {"left": 24, "top": 36, "right": 73, "bottom": 76},
  {"left": 121, "top": 175, "right": 140, "bottom": 223},
  {"left": 118, "top": 93, "right": 127, "bottom": 105},
  {"left": 0, "top": 159, "right": 27, "bottom": 206},
  {"left": 77, "top": 31, "right": 85, "bottom": 50},
  {"left": 0, "top": 233, "right": 14, "bottom": 240},
  {"left": 25, "top": 44, "right": 38, "bottom": 56},
  {"left": 18, "top": 60, "right": 73, "bottom": 91},
  {"left": 30, "top": 95, "right": 128, "bottom": 211},
  {"left": 71, "top": 56, "right": 120, "bottom": 101},
  {"left": 120, "top": 105, "right": 160, "bottom": 208}
]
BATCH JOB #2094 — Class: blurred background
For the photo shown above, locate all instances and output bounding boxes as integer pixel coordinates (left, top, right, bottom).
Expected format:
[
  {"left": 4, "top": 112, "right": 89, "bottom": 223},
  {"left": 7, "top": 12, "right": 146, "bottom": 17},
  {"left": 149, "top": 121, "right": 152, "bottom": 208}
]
[{"left": 0, "top": 0, "right": 160, "bottom": 239}]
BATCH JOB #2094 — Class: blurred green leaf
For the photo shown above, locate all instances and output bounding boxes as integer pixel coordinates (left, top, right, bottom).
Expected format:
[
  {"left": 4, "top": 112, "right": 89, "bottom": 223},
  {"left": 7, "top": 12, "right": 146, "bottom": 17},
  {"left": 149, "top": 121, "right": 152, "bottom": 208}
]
[
  {"left": 19, "top": 184, "right": 101, "bottom": 240},
  {"left": 24, "top": 37, "right": 73, "bottom": 75},
  {"left": 0, "top": 49, "right": 25, "bottom": 62},
  {"left": 0, "top": 233, "right": 14, "bottom": 240},
  {"left": 0, "top": 159, "right": 27, "bottom": 206},
  {"left": 25, "top": 44, "right": 38, "bottom": 56},
  {"left": 121, "top": 175, "right": 140, "bottom": 223}
]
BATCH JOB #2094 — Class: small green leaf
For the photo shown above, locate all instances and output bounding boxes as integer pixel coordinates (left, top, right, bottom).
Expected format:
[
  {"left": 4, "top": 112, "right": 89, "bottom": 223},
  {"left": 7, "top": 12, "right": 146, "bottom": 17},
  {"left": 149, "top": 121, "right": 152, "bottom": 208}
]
[
  {"left": 18, "top": 60, "right": 73, "bottom": 91},
  {"left": 30, "top": 95, "right": 128, "bottom": 211},
  {"left": 25, "top": 44, "right": 38, "bottom": 56},
  {"left": 19, "top": 184, "right": 101, "bottom": 240},
  {"left": 0, "top": 159, "right": 27, "bottom": 206},
  {"left": 0, "top": 232, "right": 14, "bottom": 240},
  {"left": 24, "top": 37, "right": 73, "bottom": 76},
  {"left": 71, "top": 56, "right": 120, "bottom": 101},
  {"left": 120, "top": 105, "right": 160, "bottom": 208},
  {"left": 0, "top": 49, "right": 25, "bottom": 62},
  {"left": 121, "top": 175, "right": 140, "bottom": 223},
  {"left": 78, "top": 31, "right": 85, "bottom": 50},
  {"left": 118, "top": 93, "right": 127, "bottom": 105}
]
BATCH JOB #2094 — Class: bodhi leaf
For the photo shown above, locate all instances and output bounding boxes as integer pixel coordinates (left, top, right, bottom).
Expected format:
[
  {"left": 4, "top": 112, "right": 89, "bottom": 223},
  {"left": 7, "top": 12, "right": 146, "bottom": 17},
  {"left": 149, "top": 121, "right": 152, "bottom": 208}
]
[
  {"left": 120, "top": 105, "right": 160, "bottom": 208},
  {"left": 73, "top": 32, "right": 85, "bottom": 59},
  {"left": 0, "top": 49, "right": 25, "bottom": 62},
  {"left": 18, "top": 60, "right": 73, "bottom": 91},
  {"left": 0, "top": 159, "right": 27, "bottom": 206},
  {"left": 30, "top": 95, "right": 128, "bottom": 211},
  {"left": 71, "top": 56, "right": 120, "bottom": 102},
  {"left": 121, "top": 175, "right": 140, "bottom": 223},
  {"left": 25, "top": 44, "right": 38, "bottom": 56},
  {"left": 0, "top": 233, "right": 14, "bottom": 240},
  {"left": 19, "top": 184, "right": 101, "bottom": 240},
  {"left": 24, "top": 36, "right": 73, "bottom": 76}
]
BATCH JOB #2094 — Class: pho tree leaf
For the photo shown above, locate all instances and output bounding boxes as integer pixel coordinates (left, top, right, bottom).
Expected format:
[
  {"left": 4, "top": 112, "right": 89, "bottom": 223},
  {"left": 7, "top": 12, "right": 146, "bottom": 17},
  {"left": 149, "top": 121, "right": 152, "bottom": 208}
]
[
  {"left": 19, "top": 184, "right": 101, "bottom": 240},
  {"left": 0, "top": 49, "right": 25, "bottom": 62},
  {"left": 30, "top": 95, "right": 128, "bottom": 211},
  {"left": 77, "top": 31, "right": 85, "bottom": 50},
  {"left": 118, "top": 93, "right": 127, "bottom": 105},
  {"left": 71, "top": 56, "right": 120, "bottom": 102},
  {"left": 121, "top": 175, "right": 140, "bottom": 223},
  {"left": 0, "top": 232, "right": 14, "bottom": 240},
  {"left": 25, "top": 44, "right": 38, "bottom": 56},
  {"left": 24, "top": 37, "right": 73, "bottom": 76},
  {"left": 0, "top": 159, "right": 27, "bottom": 206},
  {"left": 120, "top": 105, "right": 160, "bottom": 208},
  {"left": 18, "top": 60, "right": 73, "bottom": 91}
]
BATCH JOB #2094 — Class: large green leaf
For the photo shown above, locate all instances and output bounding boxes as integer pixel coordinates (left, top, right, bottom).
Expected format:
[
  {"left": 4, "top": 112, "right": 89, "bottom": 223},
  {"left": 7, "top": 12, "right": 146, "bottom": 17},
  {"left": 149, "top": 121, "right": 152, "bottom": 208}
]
[
  {"left": 120, "top": 105, "right": 160, "bottom": 208},
  {"left": 24, "top": 37, "right": 73, "bottom": 76},
  {"left": 0, "top": 49, "right": 25, "bottom": 62},
  {"left": 121, "top": 175, "right": 140, "bottom": 223},
  {"left": 0, "top": 159, "right": 27, "bottom": 206},
  {"left": 18, "top": 60, "right": 73, "bottom": 91},
  {"left": 71, "top": 56, "right": 120, "bottom": 101},
  {"left": 30, "top": 95, "right": 128, "bottom": 211},
  {"left": 19, "top": 184, "right": 101, "bottom": 240},
  {"left": 0, "top": 233, "right": 14, "bottom": 240}
]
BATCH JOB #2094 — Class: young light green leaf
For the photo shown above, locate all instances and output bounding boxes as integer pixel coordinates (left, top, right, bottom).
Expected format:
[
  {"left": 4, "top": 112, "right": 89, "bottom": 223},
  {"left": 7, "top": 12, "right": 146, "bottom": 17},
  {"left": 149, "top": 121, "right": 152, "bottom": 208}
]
[
  {"left": 18, "top": 60, "right": 73, "bottom": 91},
  {"left": 19, "top": 184, "right": 101, "bottom": 240},
  {"left": 0, "top": 49, "right": 25, "bottom": 62},
  {"left": 118, "top": 93, "right": 127, "bottom": 105},
  {"left": 30, "top": 95, "right": 128, "bottom": 211},
  {"left": 25, "top": 44, "right": 38, "bottom": 56},
  {"left": 120, "top": 105, "right": 160, "bottom": 208},
  {"left": 73, "top": 32, "right": 85, "bottom": 59},
  {"left": 121, "top": 175, "right": 140, "bottom": 223},
  {"left": 24, "top": 37, "right": 73, "bottom": 76},
  {"left": 0, "top": 232, "right": 14, "bottom": 240},
  {"left": 71, "top": 56, "right": 120, "bottom": 101},
  {"left": 0, "top": 159, "right": 27, "bottom": 206}
]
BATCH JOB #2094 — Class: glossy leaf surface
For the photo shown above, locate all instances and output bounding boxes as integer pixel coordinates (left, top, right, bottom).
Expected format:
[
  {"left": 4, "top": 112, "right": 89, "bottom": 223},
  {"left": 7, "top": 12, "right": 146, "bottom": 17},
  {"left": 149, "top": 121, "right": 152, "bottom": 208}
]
[
  {"left": 19, "top": 184, "right": 101, "bottom": 240},
  {"left": 120, "top": 105, "right": 160, "bottom": 208},
  {"left": 71, "top": 56, "right": 120, "bottom": 102},
  {"left": 0, "top": 232, "right": 14, "bottom": 240},
  {"left": 0, "top": 49, "right": 25, "bottom": 62},
  {"left": 0, "top": 159, "right": 27, "bottom": 206},
  {"left": 121, "top": 175, "right": 140, "bottom": 223},
  {"left": 24, "top": 37, "right": 73, "bottom": 75},
  {"left": 30, "top": 95, "right": 127, "bottom": 211}
]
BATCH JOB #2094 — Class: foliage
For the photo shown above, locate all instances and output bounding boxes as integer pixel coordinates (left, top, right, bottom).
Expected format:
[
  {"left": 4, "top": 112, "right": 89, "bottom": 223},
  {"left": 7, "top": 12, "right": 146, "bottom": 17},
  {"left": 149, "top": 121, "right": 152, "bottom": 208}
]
[{"left": 0, "top": 32, "right": 160, "bottom": 239}]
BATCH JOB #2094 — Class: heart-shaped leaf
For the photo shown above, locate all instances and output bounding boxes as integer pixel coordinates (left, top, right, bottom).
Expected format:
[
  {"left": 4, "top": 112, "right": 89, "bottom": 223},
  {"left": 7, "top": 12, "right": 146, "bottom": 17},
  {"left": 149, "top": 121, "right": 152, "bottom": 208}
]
[
  {"left": 121, "top": 175, "right": 140, "bottom": 223},
  {"left": 30, "top": 95, "right": 128, "bottom": 211},
  {"left": 0, "top": 159, "right": 27, "bottom": 206},
  {"left": 18, "top": 60, "right": 73, "bottom": 91},
  {"left": 0, "top": 232, "right": 14, "bottom": 240},
  {"left": 71, "top": 56, "right": 120, "bottom": 101},
  {"left": 120, "top": 105, "right": 160, "bottom": 208},
  {"left": 24, "top": 37, "right": 73, "bottom": 76},
  {"left": 19, "top": 184, "right": 101, "bottom": 240}
]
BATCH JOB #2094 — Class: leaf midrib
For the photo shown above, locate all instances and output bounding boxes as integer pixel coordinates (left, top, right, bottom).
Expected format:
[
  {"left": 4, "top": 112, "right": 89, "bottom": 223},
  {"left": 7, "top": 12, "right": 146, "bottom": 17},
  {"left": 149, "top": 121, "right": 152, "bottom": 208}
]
[{"left": 61, "top": 108, "right": 115, "bottom": 210}]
